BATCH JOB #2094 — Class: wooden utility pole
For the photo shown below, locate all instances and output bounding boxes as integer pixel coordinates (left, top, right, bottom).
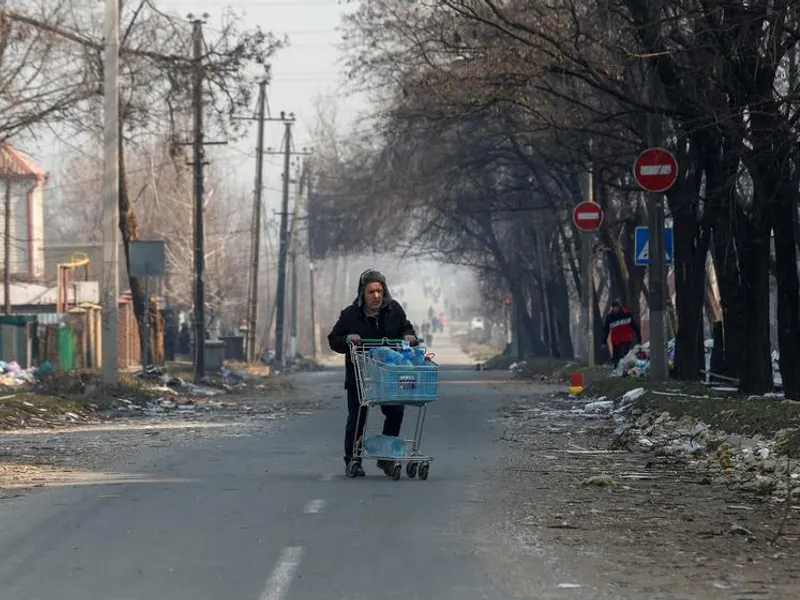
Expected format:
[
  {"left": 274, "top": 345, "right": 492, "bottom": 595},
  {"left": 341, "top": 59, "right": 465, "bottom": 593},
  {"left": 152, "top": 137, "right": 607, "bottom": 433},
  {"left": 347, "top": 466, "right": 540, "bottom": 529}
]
[
  {"left": 191, "top": 16, "right": 206, "bottom": 381},
  {"left": 234, "top": 80, "right": 268, "bottom": 363},
  {"left": 101, "top": 0, "right": 120, "bottom": 383},
  {"left": 265, "top": 118, "right": 311, "bottom": 365},
  {"left": 274, "top": 115, "right": 293, "bottom": 365},
  {"left": 3, "top": 178, "right": 11, "bottom": 314},
  {"left": 306, "top": 168, "right": 320, "bottom": 359},
  {"left": 288, "top": 160, "right": 304, "bottom": 360}
]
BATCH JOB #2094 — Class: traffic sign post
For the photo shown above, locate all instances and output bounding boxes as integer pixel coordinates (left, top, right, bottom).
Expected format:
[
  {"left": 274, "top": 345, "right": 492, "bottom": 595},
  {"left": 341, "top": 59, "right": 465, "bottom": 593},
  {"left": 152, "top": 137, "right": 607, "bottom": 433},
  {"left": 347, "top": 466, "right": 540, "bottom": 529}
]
[
  {"left": 572, "top": 190, "right": 602, "bottom": 367},
  {"left": 634, "top": 147, "right": 677, "bottom": 382}
]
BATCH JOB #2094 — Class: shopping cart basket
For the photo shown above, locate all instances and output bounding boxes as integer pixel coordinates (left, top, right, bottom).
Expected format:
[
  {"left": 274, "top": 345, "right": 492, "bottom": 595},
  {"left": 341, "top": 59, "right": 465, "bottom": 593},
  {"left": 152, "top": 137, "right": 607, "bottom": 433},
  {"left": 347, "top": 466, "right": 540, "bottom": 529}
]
[{"left": 347, "top": 338, "right": 439, "bottom": 480}]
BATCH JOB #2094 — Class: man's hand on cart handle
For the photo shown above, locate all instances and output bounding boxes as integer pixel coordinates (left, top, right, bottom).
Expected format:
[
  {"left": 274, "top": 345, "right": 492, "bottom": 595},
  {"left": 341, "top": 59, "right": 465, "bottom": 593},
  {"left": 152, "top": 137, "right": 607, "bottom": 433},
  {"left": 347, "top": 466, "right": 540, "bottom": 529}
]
[
  {"left": 404, "top": 334, "right": 417, "bottom": 344},
  {"left": 346, "top": 334, "right": 362, "bottom": 344}
]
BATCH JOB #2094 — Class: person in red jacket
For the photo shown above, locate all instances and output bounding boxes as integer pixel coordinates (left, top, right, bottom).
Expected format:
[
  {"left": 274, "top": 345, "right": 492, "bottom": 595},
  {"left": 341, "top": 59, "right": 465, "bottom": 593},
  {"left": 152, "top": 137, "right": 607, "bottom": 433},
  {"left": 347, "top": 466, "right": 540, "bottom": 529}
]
[{"left": 602, "top": 299, "right": 641, "bottom": 367}]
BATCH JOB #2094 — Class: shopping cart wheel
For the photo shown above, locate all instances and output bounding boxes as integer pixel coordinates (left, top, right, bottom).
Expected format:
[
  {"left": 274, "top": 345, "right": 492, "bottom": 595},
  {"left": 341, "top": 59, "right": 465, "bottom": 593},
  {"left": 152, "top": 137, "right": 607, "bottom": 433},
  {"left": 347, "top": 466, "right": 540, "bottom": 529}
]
[
  {"left": 391, "top": 464, "right": 402, "bottom": 481},
  {"left": 406, "top": 462, "right": 418, "bottom": 479},
  {"left": 418, "top": 462, "right": 430, "bottom": 481}
]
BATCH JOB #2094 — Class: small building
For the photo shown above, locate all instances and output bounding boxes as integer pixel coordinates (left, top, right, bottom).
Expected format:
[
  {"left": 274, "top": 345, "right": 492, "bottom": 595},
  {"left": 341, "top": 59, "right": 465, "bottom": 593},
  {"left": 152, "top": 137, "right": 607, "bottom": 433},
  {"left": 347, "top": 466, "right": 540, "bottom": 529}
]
[{"left": 0, "top": 143, "right": 47, "bottom": 280}]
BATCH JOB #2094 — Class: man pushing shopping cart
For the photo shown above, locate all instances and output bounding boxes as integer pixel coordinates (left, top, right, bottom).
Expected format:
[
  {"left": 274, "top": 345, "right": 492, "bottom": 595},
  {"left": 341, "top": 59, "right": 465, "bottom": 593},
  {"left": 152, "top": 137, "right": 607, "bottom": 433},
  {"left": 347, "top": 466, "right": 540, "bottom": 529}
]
[{"left": 327, "top": 269, "right": 438, "bottom": 479}]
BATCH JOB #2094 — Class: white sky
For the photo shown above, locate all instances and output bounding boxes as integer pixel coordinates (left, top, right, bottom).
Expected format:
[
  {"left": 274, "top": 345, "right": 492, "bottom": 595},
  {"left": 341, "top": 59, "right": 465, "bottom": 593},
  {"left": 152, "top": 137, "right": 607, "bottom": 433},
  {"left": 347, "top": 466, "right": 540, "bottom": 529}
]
[
  {"left": 29, "top": 0, "right": 368, "bottom": 228},
  {"left": 162, "top": 0, "right": 368, "bottom": 217}
]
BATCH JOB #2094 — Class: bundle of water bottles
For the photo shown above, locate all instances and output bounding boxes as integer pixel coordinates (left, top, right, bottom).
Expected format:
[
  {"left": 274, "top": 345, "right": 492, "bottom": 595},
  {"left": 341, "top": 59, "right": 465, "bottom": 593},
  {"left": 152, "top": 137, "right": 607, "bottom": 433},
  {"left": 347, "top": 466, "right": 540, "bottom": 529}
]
[
  {"left": 368, "top": 345, "right": 429, "bottom": 367},
  {"left": 363, "top": 345, "right": 437, "bottom": 403}
]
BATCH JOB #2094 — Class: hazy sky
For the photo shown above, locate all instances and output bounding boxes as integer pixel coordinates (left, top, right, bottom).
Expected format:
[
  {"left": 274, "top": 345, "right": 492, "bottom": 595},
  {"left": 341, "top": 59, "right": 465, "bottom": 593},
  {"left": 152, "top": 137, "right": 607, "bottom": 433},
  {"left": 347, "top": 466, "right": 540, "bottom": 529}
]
[
  {"left": 31, "top": 0, "right": 367, "bottom": 230},
  {"left": 162, "top": 0, "right": 368, "bottom": 216}
]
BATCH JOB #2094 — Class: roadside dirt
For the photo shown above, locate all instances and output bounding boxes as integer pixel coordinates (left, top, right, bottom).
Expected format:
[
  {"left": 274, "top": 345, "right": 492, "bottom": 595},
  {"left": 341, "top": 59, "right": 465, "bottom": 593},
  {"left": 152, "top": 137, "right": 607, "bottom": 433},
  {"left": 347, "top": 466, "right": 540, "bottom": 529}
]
[
  {"left": 480, "top": 383, "right": 800, "bottom": 600},
  {"left": 0, "top": 373, "right": 323, "bottom": 496}
]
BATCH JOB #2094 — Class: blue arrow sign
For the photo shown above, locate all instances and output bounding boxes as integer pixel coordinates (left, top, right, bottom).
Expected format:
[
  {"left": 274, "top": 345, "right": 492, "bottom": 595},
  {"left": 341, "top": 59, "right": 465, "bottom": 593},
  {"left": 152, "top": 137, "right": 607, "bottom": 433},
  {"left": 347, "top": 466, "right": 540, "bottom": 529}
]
[{"left": 634, "top": 227, "right": 674, "bottom": 266}]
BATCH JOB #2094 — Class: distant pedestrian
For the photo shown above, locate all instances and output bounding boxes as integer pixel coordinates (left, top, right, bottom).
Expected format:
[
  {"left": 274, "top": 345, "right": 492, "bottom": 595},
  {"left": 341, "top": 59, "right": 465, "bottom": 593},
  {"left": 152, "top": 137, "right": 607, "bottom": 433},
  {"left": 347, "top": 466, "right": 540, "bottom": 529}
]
[{"left": 602, "top": 299, "right": 641, "bottom": 368}]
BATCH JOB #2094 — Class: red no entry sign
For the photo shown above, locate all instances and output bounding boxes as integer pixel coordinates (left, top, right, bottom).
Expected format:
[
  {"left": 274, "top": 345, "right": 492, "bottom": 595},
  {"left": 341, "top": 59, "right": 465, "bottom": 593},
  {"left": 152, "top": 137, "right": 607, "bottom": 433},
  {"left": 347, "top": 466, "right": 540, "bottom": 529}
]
[
  {"left": 634, "top": 147, "right": 678, "bottom": 192},
  {"left": 572, "top": 201, "right": 604, "bottom": 233}
]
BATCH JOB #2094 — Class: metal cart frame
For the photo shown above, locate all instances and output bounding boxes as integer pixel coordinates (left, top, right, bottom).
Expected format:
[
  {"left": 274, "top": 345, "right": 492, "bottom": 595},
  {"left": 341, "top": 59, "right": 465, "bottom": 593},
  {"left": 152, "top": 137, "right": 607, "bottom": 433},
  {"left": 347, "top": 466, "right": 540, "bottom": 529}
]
[{"left": 347, "top": 338, "right": 439, "bottom": 481}]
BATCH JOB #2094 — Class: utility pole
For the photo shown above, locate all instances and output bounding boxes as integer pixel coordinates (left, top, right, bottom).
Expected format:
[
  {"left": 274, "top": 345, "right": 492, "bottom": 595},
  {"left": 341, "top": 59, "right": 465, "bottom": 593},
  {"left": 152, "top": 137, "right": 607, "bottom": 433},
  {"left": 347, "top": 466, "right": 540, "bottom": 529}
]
[
  {"left": 645, "top": 75, "right": 669, "bottom": 381},
  {"left": 288, "top": 159, "right": 307, "bottom": 361},
  {"left": 234, "top": 80, "right": 268, "bottom": 363},
  {"left": 274, "top": 115, "right": 293, "bottom": 365},
  {"left": 190, "top": 15, "right": 207, "bottom": 383},
  {"left": 3, "top": 178, "right": 11, "bottom": 315},
  {"left": 265, "top": 115, "right": 311, "bottom": 365},
  {"left": 309, "top": 261, "right": 319, "bottom": 359},
  {"left": 101, "top": 0, "right": 120, "bottom": 384},
  {"left": 584, "top": 144, "right": 595, "bottom": 367},
  {"left": 306, "top": 168, "right": 320, "bottom": 360}
]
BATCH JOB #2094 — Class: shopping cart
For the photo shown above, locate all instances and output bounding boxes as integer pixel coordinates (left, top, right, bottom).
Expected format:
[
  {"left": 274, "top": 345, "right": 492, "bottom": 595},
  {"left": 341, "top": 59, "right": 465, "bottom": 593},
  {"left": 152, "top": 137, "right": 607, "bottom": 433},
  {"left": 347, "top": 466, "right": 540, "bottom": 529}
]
[{"left": 346, "top": 338, "right": 439, "bottom": 481}]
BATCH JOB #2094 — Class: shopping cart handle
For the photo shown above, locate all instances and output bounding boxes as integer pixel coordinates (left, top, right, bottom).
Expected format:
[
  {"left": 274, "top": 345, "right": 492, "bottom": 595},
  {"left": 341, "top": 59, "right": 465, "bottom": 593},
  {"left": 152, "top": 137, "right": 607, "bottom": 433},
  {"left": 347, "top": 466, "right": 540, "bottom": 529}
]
[{"left": 349, "top": 337, "right": 421, "bottom": 346}]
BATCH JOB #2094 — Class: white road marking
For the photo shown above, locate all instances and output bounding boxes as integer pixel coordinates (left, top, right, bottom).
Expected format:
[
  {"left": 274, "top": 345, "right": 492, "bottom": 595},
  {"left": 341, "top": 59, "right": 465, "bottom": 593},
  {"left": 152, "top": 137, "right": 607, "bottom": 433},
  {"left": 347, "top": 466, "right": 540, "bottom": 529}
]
[
  {"left": 321, "top": 473, "right": 334, "bottom": 482},
  {"left": 258, "top": 546, "right": 304, "bottom": 600},
  {"left": 304, "top": 499, "right": 325, "bottom": 514}
]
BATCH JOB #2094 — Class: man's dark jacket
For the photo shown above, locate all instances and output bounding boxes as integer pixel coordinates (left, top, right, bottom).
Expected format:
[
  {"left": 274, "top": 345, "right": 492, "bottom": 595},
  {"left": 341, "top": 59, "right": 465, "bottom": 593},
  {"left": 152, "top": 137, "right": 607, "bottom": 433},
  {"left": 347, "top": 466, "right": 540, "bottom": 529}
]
[{"left": 328, "top": 292, "right": 416, "bottom": 390}]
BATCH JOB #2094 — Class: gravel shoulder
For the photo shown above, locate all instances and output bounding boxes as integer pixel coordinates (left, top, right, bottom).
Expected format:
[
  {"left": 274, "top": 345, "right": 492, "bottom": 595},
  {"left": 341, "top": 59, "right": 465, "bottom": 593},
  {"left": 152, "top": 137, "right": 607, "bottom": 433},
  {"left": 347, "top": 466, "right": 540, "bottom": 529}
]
[{"left": 471, "top": 382, "right": 800, "bottom": 600}]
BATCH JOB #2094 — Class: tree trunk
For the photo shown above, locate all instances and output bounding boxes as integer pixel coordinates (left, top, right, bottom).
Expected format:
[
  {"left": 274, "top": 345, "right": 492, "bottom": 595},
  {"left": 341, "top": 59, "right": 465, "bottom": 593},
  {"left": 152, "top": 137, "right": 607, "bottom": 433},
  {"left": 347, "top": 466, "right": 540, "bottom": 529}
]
[
  {"left": 670, "top": 215, "right": 709, "bottom": 379},
  {"left": 737, "top": 208, "right": 773, "bottom": 394},
  {"left": 769, "top": 191, "right": 800, "bottom": 399},
  {"left": 526, "top": 280, "right": 547, "bottom": 357},
  {"left": 592, "top": 285, "right": 610, "bottom": 363},
  {"left": 702, "top": 131, "right": 744, "bottom": 378},
  {"left": 666, "top": 149, "right": 707, "bottom": 380},
  {"left": 550, "top": 260, "right": 574, "bottom": 360},
  {"left": 117, "top": 134, "right": 151, "bottom": 363}
]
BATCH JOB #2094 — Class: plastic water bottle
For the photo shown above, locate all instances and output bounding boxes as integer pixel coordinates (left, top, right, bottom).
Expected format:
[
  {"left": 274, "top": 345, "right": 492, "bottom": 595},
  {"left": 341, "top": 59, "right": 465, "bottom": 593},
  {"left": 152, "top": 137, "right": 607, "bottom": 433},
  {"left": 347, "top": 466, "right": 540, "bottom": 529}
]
[
  {"left": 391, "top": 437, "right": 406, "bottom": 457},
  {"left": 364, "top": 434, "right": 405, "bottom": 458},
  {"left": 411, "top": 346, "right": 427, "bottom": 366}
]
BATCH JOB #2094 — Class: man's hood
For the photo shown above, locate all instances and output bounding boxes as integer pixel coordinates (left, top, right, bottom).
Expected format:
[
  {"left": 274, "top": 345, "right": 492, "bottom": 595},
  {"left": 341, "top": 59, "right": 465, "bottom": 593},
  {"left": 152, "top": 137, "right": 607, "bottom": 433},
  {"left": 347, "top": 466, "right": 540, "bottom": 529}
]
[{"left": 352, "top": 269, "right": 393, "bottom": 309}]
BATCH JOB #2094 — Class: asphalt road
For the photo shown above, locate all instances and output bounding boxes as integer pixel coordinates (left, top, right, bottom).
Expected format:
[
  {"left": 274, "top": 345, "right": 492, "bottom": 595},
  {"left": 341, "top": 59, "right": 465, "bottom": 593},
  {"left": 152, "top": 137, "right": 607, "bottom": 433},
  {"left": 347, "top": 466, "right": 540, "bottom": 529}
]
[{"left": 0, "top": 332, "right": 524, "bottom": 600}]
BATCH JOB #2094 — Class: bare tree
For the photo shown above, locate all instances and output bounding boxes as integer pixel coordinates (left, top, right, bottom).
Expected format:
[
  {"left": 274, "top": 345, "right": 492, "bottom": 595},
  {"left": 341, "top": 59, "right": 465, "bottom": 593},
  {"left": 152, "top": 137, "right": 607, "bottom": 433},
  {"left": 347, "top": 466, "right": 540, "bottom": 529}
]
[{"left": 5, "top": 1, "right": 286, "bottom": 351}]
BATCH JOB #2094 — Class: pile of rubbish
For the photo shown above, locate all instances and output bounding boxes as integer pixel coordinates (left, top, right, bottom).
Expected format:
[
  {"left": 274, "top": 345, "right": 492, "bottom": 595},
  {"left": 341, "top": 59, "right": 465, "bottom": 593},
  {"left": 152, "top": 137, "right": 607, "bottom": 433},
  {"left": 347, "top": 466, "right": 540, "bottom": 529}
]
[
  {"left": 134, "top": 365, "right": 236, "bottom": 397},
  {"left": 611, "top": 338, "right": 782, "bottom": 388},
  {"left": 0, "top": 361, "right": 54, "bottom": 387},
  {"left": 609, "top": 340, "right": 677, "bottom": 378},
  {"left": 582, "top": 387, "right": 800, "bottom": 501}
]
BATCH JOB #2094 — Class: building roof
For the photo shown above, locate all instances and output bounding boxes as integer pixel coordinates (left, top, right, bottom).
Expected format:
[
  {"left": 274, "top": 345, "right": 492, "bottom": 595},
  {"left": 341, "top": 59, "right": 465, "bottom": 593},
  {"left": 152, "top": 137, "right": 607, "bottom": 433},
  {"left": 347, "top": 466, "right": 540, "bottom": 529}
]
[
  {"left": 0, "top": 281, "right": 99, "bottom": 306},
  {"left": 0, "top": 142, "right": 45, "bottom": 179}
]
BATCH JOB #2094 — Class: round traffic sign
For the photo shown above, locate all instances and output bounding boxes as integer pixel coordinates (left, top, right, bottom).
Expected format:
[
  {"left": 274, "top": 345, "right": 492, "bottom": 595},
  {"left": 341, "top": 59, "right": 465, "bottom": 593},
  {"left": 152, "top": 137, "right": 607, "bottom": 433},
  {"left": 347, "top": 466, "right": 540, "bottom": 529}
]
[
  {"left": 634, "top": 147, "right": 678, "bottom": 192},
  {"left": 572, "top": 201, "right": 604, "bottom": 232}
]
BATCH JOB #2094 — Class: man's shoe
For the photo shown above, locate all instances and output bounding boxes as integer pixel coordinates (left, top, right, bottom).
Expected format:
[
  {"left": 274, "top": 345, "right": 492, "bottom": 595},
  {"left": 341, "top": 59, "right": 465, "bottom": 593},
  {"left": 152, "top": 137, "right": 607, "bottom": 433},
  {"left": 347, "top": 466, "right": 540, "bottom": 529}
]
[
  {"left": 376, "top": 459, "right": 393, "bottom": 475},
  {"left": 345, "top": 460, "right": 366, "bottom": 477}
]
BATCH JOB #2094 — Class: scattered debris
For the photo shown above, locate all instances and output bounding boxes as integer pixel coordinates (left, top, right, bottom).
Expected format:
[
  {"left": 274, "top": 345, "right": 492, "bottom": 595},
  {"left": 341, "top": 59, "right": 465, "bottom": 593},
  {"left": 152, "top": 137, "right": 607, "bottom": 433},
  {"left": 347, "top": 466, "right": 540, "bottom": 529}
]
[
  {"left": 581, "top": 474, "right": 615, "bottom": 487},
  {"left": 611, "top": 338, "right": 783, "bottom": 390},
  {"left": 484, "top": 385, "right": 800, "bottom": 600},
  {"left": 583, "top": 398, "right": 613, "bottom": 414}
]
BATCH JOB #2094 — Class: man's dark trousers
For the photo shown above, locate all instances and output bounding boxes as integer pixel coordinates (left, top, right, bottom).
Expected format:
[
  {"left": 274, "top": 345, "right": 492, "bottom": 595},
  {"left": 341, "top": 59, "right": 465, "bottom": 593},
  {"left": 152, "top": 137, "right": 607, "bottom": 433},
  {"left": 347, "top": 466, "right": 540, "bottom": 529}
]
[
  {"left": 344, "top": 385, "right": 404, "bottom": 463},
  {"left": 612, "top": 342, "right": 632, "bottom": 368}
]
